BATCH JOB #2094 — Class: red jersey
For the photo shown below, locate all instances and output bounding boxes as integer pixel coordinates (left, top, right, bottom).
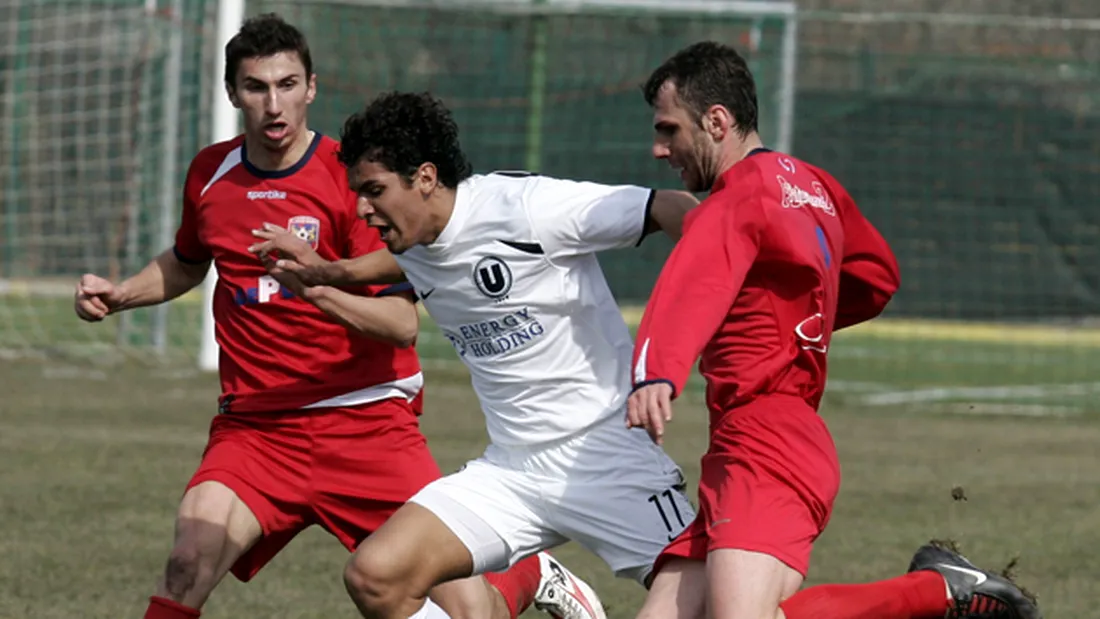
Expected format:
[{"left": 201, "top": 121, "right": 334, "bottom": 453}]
[
  {"left": 631, "top": 149, "right": 900, "bottom": 417},
  {"left": 174, "top": 133, "right": 422, "bottom": 414}
]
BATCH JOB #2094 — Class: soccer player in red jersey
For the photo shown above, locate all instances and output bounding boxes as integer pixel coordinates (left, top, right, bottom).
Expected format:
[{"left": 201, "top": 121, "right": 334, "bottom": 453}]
[
  {"left": 626, "top": 42, "right": 1040, "bottom": 619},
  {"left": 73, "top": 14, "right": 597, "bottom": 619}
]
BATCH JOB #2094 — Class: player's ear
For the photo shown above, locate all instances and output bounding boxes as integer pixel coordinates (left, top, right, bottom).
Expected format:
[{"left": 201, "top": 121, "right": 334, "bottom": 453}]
[
  {"left": 225, "top": 81, "right": 241, "bottom": 109},
  {"left": 415, "top": 162, "right": 438, "bottom": 194},
  {"left": 703, "top": 104, "right": 733, "bottom": 141},
  {"left": 305, "top": 73, "right": 317, "bottom": 105}
]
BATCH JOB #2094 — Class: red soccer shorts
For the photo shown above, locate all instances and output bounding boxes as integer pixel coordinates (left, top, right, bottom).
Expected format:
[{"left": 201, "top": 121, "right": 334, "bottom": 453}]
[
  {"left": 654, "top": 394, "right": 841, "bottom": 578},
  {"left": 185, "top": 397, "right": 442, "bottom": 581}
]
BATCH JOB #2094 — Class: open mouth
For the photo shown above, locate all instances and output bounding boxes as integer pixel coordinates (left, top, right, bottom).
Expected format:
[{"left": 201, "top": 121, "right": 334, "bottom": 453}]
[
  {"left": 263, "top": 121, "right": 288, "bottom": 141},
  {"left": 372, "top": 223, "right": 394, "bottom": 242}
]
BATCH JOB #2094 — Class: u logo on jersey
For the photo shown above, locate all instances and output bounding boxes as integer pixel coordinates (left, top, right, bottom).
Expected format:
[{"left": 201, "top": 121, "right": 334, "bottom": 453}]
[
  {"left": 474, "top": 256, "right": 513, "bottom": 299},
  {"left": 288, "top": 215, "right": 321, "bottom": 249}
]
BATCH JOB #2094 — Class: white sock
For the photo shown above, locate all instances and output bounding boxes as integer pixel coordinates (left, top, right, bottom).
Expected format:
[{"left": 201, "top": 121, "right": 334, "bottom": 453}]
[{"left": 408, "top": 597, "right": 452, "bottom": 619}]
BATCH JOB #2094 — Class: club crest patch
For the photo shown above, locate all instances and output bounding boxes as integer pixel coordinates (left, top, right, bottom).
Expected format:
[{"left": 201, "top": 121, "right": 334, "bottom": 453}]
[{"left": 288, "top": 215, "right": 321, "bottom": 249}]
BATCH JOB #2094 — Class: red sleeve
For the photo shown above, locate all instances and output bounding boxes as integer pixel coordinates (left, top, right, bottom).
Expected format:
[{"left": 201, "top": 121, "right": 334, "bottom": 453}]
[
  {"left": 825, "top": 175, "right": 901, "bottom": 330},
  {"left": 631, "top": 192, "right": 765, "bottom": 398},
  {"left": 172, "top": 156, "right": 213, "bottom": 264}
]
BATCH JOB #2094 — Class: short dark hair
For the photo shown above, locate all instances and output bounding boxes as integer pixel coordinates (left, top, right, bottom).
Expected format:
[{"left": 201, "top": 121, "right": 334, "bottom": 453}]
[
  {"left": 642, "top": 41, "right": 758, "bottom": 136},
  {"left": 338, "top": 91, "right": 473, "bottom": 189},
  {"left": 224, "top": 13, "right": 313, "bottom": 86}
]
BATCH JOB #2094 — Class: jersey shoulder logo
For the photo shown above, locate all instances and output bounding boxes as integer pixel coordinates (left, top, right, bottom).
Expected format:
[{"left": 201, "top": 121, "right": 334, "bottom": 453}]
[
  {"left": 775, "top": 174, "right": 836, "bottom": 217},
  {"left": 474, "top": 255, "right": 513, "bottom": 299},
  {"left": 288, "top": 215, "right": 321, "bottom": 249}
]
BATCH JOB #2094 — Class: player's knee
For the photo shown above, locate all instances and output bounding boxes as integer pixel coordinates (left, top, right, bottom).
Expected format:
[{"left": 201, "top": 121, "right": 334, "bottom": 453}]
[
  {"left": 162, "top": 546, "right": 211, "bottom": 599},
  {"left": 344, "top": 550, "right": 423, "bottom": 613}
]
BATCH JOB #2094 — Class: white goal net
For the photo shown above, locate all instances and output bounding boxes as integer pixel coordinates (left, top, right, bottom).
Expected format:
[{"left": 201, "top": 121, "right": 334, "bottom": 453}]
[{"left": 0, "top": 0, "right": 798, "bottom": 368}]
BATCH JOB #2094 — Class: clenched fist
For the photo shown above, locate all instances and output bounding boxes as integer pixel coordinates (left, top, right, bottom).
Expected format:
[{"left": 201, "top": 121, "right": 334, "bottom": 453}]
[{"left": 74, "top": 274, "right": 123, "bottom": 322}]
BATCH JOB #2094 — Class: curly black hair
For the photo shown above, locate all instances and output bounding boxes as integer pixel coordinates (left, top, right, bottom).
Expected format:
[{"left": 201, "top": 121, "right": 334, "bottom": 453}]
[
  {"left": 338, "top": 91, "right": 473, "bottom": 189},
  {"left": 224, "top": 13, "right": 313, "bottom": 86},
  {"left": 642, "top": 41, "right": 758, "bottom": 137}
]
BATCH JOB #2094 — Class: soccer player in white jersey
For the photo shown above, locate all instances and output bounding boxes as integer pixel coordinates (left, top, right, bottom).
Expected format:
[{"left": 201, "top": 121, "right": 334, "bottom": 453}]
[{"left": 249, "top": 91, "right": 700, "bottom": 619}]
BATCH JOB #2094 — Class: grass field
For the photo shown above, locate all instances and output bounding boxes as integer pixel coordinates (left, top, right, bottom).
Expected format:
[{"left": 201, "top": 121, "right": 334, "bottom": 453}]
[
  {"left": 7, "top": 290, "right": 1100, "bottom": 416},
  {"left": 2, "top": 293, "right": 1099, "bottom": 618}
]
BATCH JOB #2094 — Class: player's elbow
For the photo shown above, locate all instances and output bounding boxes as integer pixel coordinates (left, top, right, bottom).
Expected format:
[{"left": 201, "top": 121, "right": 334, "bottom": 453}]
[
  {"left": 388, "top": 323, "right": 418, "bottom": 349},
  {"left": 872, "top": 268, "right": 901, "bottom": 315},
  {"left": 351, "top": 320, "right": 417, "bottom": 348},
  {"left": 160, "top": 249, "right": 209, "bottom": 297},
  {"left": 843, "top": 261, "right": 900, "bottom": 306},
  {"left": 377, "top": 302, "right": 420, "bottom": 349},
  {"left": 834, "top": 284, "right": 895, "bottom": 331}
]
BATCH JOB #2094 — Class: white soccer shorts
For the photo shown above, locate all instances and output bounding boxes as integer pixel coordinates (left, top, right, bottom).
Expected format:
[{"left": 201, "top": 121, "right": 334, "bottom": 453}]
[{"left": 409, "top": 414, "right": 696, "bottom": 585}]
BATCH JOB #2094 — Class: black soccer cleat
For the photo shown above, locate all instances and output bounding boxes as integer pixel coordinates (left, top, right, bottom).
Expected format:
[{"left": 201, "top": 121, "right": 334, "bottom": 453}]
[{"left": 908, "top": 541, "right": 1041, "bottom": 619}]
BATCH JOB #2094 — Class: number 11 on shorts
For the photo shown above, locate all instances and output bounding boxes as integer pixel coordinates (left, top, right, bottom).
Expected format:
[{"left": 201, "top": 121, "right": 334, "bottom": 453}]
[{"left": 648, "top": 489, "right": 687, "bottom": 541}]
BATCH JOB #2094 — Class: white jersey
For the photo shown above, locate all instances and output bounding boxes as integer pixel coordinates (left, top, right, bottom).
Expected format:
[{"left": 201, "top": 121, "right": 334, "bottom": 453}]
[{"left": 394, "top": 172, "right": 654, "bottom": 447}]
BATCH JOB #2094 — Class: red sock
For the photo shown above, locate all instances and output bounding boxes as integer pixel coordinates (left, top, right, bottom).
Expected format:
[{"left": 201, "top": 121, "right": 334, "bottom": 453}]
[
  {"left": 780, "top": 571, "right": 948, "bottom": 619},
  {"left": 484, "top": 555, "right": 542, "bottom": 619},
  {"left": 143, "top": 596, "right": 201, "bottom": 619}
]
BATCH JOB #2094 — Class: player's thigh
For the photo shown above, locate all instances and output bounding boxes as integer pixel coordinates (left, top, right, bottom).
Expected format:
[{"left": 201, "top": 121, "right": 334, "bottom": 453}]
[
  {"left": 702, "top": 396, "right": 840, "bottom": 578},
  {"left": 183, "top": 411, "right": 313, "bottom": 581},
  {"left": 635, "top": 558, "right": 708, "bottom": 619},
  {"left": 408, "top": 458, "right": 566, "bottom": 575},
  {"left": 551, "top": 421, "right": 695, "bottom": 584},
  {"left": 705, "top": 548, "right": 803, "bottom": 619},
  {"left": 309, "top": 400, "right": 444, "bottom": 550}
]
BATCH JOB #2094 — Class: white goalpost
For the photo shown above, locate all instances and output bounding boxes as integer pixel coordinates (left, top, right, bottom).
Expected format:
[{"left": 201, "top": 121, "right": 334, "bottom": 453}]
[
  {"left": 199, "top": 0, "right": 247, "bottom": 371},
  {"left": 195, "top": 0, "right": 799, "bottom": 371}
]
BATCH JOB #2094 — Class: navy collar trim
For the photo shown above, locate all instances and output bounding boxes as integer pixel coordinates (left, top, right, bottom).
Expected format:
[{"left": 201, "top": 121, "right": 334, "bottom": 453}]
[{"left": 241, "top": 131, "right": 322, "bottom": 179}]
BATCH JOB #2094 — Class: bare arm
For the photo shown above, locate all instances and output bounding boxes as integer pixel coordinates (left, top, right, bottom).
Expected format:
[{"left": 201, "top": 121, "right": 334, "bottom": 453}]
[
  {"left": 114, "top": 249, "right": 210, "bottom": 311},
  {"left": 644, "top": 190, "right": 700, "bottom": 241},
  {"left": 249, "top": 224, "right": 406, "bottom": 286},
  {"left": 254, "top": 246, "right": 418, "bottom": 347},
  {"left": 300, "top": 286, "right": 419, "bottom": 348},
  {"left": 76, "top": 249, "right": 209, "bottom": 322},
  {"left": 313, "top": 250, "right": 406, "bottom": 287}
]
